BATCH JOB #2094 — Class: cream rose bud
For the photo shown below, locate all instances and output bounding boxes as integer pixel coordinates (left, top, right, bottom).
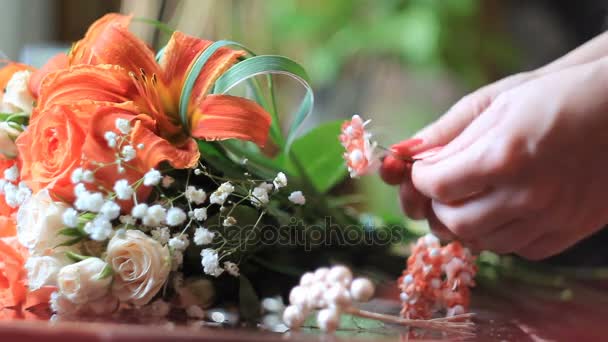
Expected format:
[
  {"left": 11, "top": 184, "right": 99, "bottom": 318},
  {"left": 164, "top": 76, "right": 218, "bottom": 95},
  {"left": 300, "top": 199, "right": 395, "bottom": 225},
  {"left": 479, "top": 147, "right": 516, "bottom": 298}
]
[
  {"left": 58, "top": 258, "right": 112, "bottom": 304},
  {"left": 17, "top": 189, "right": 69, "bottom": 254},
  {"left": 25, "top": 255, "right": 69, "bottom": 290},
  {"left": 107, "top": 230, "right": 171, "bottom": 306}
]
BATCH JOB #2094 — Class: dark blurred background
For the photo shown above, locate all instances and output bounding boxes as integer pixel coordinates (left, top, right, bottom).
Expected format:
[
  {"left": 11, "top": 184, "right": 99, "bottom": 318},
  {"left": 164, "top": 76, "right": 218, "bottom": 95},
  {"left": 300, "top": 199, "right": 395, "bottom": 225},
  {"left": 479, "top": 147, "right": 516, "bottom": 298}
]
[{"left": 2, "top": 0, "right": 606, "bottom": 262}]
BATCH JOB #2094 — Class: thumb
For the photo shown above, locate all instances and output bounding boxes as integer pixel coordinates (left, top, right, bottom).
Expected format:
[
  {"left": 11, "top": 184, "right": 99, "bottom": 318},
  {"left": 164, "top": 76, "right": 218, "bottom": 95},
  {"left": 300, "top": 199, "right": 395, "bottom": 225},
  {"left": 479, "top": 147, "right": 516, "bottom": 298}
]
[{"left": 413, "top": 92, "right": 493, "bottom": 152}]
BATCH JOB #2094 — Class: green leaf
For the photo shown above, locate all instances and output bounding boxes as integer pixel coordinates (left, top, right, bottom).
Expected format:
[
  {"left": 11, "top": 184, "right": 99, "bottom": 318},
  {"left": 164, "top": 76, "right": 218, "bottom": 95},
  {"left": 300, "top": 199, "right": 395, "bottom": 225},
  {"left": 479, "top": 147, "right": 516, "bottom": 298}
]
[
  {"left": 55, "top": 236, "right": 83, "bottom": 248},
  {"left": 65, "top": 251, "right": 92, "bottom": 262},
  {"left": 238, "top": 274, "right": 261, "bottom": 323},
  {"left": 213, "top": 55, "right": 314, "bottom": 149},
  {"left": 97, "top": 264, "right": 114, "bottom": 280},
  {"left": 283, "top": 120, "right": 348, "bottom": 193},
  {"left": 0, "top": 112, "right": 28, "bottom": 125},
  {"left": 57, "top": 227, "right": 86, "bottom": 237},
  {"left": 179, "top": 40, "right": 255, "bottom": 131}
]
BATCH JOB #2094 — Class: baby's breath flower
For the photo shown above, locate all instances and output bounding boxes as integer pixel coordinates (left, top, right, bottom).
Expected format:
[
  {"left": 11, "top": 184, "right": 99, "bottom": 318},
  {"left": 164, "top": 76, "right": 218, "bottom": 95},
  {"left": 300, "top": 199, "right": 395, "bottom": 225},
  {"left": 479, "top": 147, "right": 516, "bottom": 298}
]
[
  {"left": 137, "top": 143, "right": 144, "bottom": 150},
  {"left": 119, "top": 214, "right": 136, "bottom": 226},
  {"left": 166, "top": 207, "right": 187, "bottom": 226},
  {"left": 168, "top": 234, "right": 189, "bottom": 251},
  {"left": 185, "top": 186, "right": 207, "bottom": 205},
  {"left": 143, "top": 204, "right": 166, "bottom": 227},
  {"left": 222, "top": 216, "right": 237, "bottom": 227},
  {"left": 104, "top": 131, "right": 118, "bottom": 148},
  {"left": 151, "top": 227, "right": 171, "bottom": 245},
  {"left": 143, "top": 169, "right": 162, "bottom": 186},
  {"left": 201, "top": 249, "right": 223, "bottom": 277},
  {"left": 74, "top": 183, "right": 87, "bottom": 196},
  {"left": 121, "top": 145, "right": 136, "bottom": 162},
  {"left": 193, "top": 227, "right": 214, "bottom": 246},
  {"left": 71, "top": 168, "right": 84, "bottom": 184},
  {"left": 251, "top": 184, "right": 270, "bottom": 207},
  {"left": 115, "top": 118, "right": 131, "bottom": 134},
  {"left": 273, "top": 172, "right": 287, "bottom": 189},
  {"left": 62, "top": 208, "right": 79, "bottom": 228},
  {"left": 288, "top": 191, "right": 306, "bottom": 205},
  {"left": 75, "top": 191, "right": 104, "bottom": 212},
  {"left": 210, "top": 182, "right": 234, "bottom": 205},
  {"left": 84, "top": 216, "right": 113, "bottom": 241},
  {"left": 100, "top": 200, "right": 121, "bottom": 220},
  {"left": 82, "top": 170, "right": 94, "bottom": 183},
  {"left": 113, "top": 179, "right": 133, "bottom": 200},
  {"left": 131, "top": 203, "right": 148, "bottom": 219},
  {"left": 3, "top": 164, "right": 18, "bottom": 182},
  {"left": 191, "top": 208, "right": 207, "bottom": 221}
]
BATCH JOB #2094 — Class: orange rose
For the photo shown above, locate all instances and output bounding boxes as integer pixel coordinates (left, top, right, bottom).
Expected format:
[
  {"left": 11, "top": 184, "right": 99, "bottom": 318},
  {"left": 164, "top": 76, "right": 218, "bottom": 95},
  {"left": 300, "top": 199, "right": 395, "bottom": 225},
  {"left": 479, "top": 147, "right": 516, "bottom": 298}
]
[
  {"left": 16, "top": 105, "right": 86, "bottom": 203},
  {"left": 0, "top": 219, "right": 54, "bottom": 320}
]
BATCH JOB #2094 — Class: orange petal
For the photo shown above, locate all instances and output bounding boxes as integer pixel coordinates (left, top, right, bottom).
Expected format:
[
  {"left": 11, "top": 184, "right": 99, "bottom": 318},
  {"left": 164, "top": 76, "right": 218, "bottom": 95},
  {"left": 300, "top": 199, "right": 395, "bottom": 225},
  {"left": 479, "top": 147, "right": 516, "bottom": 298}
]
[
  {"left": 159, "top": 31, "right": 213, "bottom": 112},
  {"left": 0, "top": 237, "right": 27, "bottom": 309},
  {"left": 0, "top": 63, "right": 34, "bottom": 91},
  {"left": 131, "top": 118, "right": 200, "bottom": 170},
  {"left": 28, "top": 53, "right": 68, "bottom": 98},
  {"left": 23, "top": 286, "right": 56, "bottom": 309},
  {"left": 190, "top": 94, "right": 271, "bottom": 147},
  {"left": 70, "top": 13, "right": 161, "bottom": 77},
  {"left": 159, "top": 32, "right": 245, "bottom": 115},
  {"left": 188, "top": 47, "right": 245, "bottom": 113},
  {"left": 0, "top": 216, "right": 16, "bottom": 238},
  {"left": 35, "top": 64, "right": 138, "bottom": 119}
]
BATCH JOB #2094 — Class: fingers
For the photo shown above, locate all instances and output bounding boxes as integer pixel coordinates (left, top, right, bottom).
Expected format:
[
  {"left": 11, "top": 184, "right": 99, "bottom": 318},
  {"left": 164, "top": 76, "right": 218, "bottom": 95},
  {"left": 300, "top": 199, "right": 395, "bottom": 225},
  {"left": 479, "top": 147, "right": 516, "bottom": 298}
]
[
  {"left": 474, "top": 218, "right": 546, "bottom": 254},
  {"left": 399, "top": 178, "right": 428, "bottom": 219},
  {"left": 379, "top": 155, "right": 408, "bottom": 185},
  {"left": 412, "top": 138, "right": 495, "bottom": 203},
  {"left": 413, "top": 90, "right": 494, "bottom": 151},
  {"left": 426, "top": 206, "right": 456, "bottom": 242},
  {"left": 515, "top": 225, "right": 597, "bottom": 260},
  {"left": 430, "top": 189, "right": 522, "bottom": 240}
]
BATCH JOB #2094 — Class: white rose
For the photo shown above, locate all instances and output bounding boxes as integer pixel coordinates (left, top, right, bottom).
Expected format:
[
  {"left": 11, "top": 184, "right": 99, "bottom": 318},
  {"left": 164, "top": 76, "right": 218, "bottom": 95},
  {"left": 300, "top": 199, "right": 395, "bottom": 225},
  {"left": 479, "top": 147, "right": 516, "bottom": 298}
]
[
  {"left": 0, "top": 122, "right": 20, "bottom": 157},
  {"left": 17, "top": 189, "right": 70, "bottom": 255},
  {"left": 1, "top": 70, "right": 35, "bottom": 113},
  {"left": 107, "top": 230, "right": 171, "bottom": 306},
  {"left": 24, "top": 255, "right": 69, "bottom": 290},
  {"left": 57, "top": 258, "right": 112, "bottom": 304}
]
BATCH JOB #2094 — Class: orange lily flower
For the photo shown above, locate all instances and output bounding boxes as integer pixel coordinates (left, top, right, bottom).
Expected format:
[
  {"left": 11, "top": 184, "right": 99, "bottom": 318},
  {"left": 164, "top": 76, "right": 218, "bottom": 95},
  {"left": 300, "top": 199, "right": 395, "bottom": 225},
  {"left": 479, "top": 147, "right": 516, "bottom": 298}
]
[{"left": 19, "top": 13, "right": 271, "bottom": 202}]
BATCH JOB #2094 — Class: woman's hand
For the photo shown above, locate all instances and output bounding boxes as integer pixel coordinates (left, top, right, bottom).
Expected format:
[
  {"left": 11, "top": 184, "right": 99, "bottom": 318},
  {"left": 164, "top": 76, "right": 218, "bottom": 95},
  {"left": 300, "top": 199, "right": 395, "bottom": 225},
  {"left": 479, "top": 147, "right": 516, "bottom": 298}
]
[
  {"left": 380, "top": 71, "right": 536, "bottom": 227},
  {"left": 409, "top": 57, "right": 608, "bottom": 259}
]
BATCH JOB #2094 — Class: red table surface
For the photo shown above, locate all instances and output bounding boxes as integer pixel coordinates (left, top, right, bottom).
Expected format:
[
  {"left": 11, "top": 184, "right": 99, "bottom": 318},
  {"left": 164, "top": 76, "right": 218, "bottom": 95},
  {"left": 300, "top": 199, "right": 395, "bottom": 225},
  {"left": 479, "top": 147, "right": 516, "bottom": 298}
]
[{"left": 1, "top": 278, "right": 607, "bottom": 341}]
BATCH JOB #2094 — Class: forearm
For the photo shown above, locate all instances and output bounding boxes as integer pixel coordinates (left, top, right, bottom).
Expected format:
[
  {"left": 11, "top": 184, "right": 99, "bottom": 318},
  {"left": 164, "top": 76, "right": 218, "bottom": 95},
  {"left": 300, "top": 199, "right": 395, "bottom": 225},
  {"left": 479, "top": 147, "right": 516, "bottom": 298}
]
[{"left": 535, "top": 31, "right": 608, "bottom": 75}]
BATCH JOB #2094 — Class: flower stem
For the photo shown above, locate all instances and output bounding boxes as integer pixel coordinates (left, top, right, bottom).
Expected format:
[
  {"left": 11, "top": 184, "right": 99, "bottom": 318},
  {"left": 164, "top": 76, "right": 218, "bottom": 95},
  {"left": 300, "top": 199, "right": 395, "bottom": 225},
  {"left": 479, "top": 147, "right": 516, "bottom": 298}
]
[{"left": 343, "top": 307, "right": 476, "bottom": 336}]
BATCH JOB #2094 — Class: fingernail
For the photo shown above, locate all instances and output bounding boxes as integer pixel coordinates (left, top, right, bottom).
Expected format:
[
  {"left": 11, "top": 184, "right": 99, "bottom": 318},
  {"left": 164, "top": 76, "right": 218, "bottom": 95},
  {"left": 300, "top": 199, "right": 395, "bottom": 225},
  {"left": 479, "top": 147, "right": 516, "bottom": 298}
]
[
  {"left": 390, "top": 138, "right": 424, "bottom": 157},
  {"left": 412, "top": 146, "right": 444, "bottom": 162}
]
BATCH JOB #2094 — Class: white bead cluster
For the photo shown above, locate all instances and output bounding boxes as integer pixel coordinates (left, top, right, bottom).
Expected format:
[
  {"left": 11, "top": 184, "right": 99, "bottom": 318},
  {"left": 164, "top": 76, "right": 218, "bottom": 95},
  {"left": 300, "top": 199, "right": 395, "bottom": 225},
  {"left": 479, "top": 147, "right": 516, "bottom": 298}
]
[{"left": 283, "top": 265, "right": 375, "bottom": 333}]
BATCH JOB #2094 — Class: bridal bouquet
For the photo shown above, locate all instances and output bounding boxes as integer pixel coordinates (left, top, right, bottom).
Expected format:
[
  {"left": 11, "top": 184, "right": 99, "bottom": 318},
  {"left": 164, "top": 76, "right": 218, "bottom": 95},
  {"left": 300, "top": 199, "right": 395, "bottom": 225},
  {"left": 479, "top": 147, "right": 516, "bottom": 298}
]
[
  {"left": 0, "top": 13, "right": 481, "bottom": 336},
  {"left": 0, "top": 13, "right": 398, "bottom": 322}
]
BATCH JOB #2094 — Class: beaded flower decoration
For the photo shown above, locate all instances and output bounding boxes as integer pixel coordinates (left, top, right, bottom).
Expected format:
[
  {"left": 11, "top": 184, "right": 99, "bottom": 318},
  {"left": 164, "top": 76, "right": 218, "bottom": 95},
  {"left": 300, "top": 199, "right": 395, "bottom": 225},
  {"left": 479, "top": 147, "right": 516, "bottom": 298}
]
[{"left": 398, "top": 234, "right": 477, "bottom": 320}]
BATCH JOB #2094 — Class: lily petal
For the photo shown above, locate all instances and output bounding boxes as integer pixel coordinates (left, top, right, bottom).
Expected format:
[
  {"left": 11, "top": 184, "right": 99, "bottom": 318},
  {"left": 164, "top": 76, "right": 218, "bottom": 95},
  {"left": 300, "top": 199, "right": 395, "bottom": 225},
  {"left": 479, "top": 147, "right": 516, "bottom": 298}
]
[
  {"left": 190, "top": 94, "right": 271, "bottom": 147},
  {"left": 28, "top": 53, "right": 68, "bottom": 98},
  {"left": 159, "top": 31, "right": 212, "bottom": 111},
  {"left": 131, "top": 117, "right": 200, "bottom": 170},
  {"left": 35, "top": 64, "right": 138, "bottom": 119}
]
